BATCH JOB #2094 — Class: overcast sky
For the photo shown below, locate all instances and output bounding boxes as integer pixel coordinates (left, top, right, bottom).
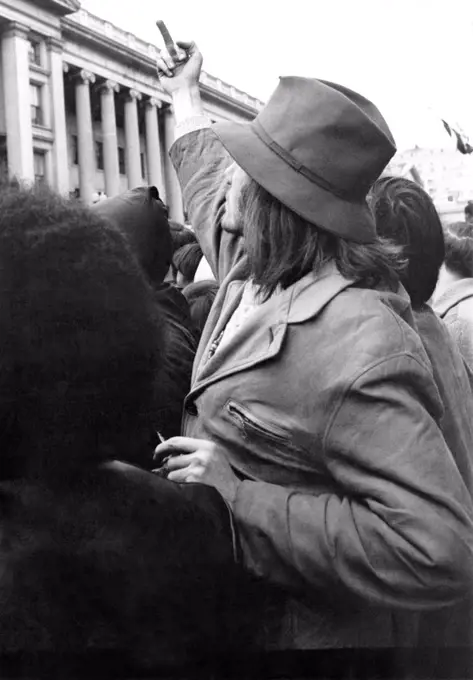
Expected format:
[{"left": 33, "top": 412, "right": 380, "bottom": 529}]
[{"left": 81, "top": 0, "right": 472, "bottom": 151}]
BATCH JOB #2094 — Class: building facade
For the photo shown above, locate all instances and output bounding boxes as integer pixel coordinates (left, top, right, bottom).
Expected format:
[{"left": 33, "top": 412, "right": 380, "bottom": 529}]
[
  {"left": 386, "top": 147, "right": 473, "bottom": 224},
  {"left": 0, "top": 0, "right": 263, "bottom": 220}
]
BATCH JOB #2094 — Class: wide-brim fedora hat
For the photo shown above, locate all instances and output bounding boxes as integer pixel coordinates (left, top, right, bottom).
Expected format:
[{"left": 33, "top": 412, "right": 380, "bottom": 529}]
[{"left": 212, "top": 76, "right": 396, "bottom": 244}]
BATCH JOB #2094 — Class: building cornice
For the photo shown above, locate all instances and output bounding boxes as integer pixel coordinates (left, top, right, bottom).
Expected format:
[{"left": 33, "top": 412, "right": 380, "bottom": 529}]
[
  {"left": 62, "top": 10, "right": 263, "bottom": 119},
  {"left": 36, "top": 0, "right": 81, "bottom": 16}
]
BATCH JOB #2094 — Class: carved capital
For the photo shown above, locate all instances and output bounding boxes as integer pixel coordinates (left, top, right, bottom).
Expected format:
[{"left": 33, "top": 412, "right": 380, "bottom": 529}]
[
  {"left": 63, "top": 61, "right": 70, "bottom": 74},
  {"left": 75, "top": 69, "right": 96, "bottom": 86},
  {"left": 1, "top": 21, "right": 30, "bottom": 41},
  {"left": 127, "top": 88, "right": 142, "bottom": 102},
  {"left": 99, "top": 79, "right": 120, "bottom": 95},
  {"left": 145, "top": 97, "right": 163, "bottom": 110}
]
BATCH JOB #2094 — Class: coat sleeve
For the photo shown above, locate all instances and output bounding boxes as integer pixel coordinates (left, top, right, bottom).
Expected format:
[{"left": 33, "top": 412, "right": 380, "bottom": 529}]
[
  {"left": 443, "top": 314, "right": 473, "bottom": 373},
  {"left": 170, "top": 129, "right": 247, "bottom": 284},
  {"left": 232, "top": 353, "right": 473, "bottom": 610}
]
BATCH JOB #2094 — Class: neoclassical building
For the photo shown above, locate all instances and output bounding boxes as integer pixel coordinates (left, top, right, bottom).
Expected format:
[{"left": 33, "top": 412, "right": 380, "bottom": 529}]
[{"left": 0, "top": 0, "right": 263, "bottom": 220}]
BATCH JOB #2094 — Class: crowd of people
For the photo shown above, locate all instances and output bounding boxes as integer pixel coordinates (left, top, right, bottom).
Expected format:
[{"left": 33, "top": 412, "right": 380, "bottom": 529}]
[{"left": 1, "top": 36, "right": 473, "bottom": 680}]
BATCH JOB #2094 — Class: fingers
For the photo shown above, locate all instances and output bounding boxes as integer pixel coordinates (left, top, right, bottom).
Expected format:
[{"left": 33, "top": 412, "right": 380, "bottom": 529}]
[
  {"left": 167, "top": 466, "right": 204, "bottom": 484},
  {"left": 176, "top": 40, "right": 197, "bottom": 59},
  {"left": 154, "top": 436, "right": 212, "bottom": 459},
  {"left": 166, "top": 453, "right": 200, "bottom": 470},
  {"left": 156, "top": 48, "right": 175, "bottom": 77}
]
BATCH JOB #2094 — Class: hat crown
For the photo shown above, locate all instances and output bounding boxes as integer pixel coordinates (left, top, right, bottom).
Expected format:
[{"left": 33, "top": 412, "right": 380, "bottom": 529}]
[{"left": 255, "top": 76, "right": 396, "bottom": 200}]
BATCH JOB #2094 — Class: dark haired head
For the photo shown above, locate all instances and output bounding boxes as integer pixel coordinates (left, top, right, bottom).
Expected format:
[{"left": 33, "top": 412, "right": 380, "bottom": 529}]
[
  {"left": 0, "top": 182, "right": 164, "bottom": 480},
  {"left": 173, "top": 243, "right": 203, "bottom": 285},
  {"left": 170, "top": 224, "right": 198, "bottom": 253},
  {"left": 239, "top": 178, "right": 403, "bottom": 301},
  {"left": 93, "top": 186, "right": 173, "bottom": 286},
  {"left": 443, "top": 221, "right": 473, "bottom": 279},
  {"left": 464, "top": 201, "right": 473, "bottom": 221},
  {"left": 369, "top": 176, "right": 445, "bottom": 307},
  {"left": 182, "top": 280, "right": 219, "bottom": 341}
]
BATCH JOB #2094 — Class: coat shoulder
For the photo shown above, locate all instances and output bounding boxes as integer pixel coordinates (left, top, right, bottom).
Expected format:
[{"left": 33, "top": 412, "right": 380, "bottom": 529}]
[{"left": 321, "top": 286, "right": 428, "bottom": 368}]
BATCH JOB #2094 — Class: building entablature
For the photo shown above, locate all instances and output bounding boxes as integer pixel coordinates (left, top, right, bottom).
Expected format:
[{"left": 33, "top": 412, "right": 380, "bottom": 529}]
[{"left": 63, "top": 8, "right": 263, "bottom": 120}]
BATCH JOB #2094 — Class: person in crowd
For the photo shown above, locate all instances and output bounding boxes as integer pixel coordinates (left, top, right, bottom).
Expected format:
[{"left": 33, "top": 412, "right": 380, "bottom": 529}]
[
  {"left": 0, "top": 181, "right": 255, "bottom": 673},
  {"left": 173, "top": 241, "right": 203, "bottom": 289},
  {"left": 169, "top": 219, "right": 198, "bottom": 251},
  {"left": 432, "top": 221, "right": 473, "bottom": 371},
  {"left": 154, "top": 41, "right": 473, "bottom": 667},
  {"left": 371, "top": 176, "right": 473, "bottom": 674},
  {"left": 93, "top": 187, "right": 196, "bottom": 445},
  {"left": 182, "top": 279, "right": 219, "bottom": 343},
  {"left": 371, "top": 176, "right": 473, "bottom": 482},
  {"left": 464, "top": 200, "right": 473, "bottom": 224}
]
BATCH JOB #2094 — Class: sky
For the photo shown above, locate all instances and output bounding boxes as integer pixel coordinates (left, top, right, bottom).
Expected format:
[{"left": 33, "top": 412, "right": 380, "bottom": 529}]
[{"left": 80, "top": 0, "right": 472, "bottom": 152}]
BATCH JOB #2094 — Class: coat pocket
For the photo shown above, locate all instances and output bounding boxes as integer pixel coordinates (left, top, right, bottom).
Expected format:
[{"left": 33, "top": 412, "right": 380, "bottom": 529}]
[{"left": 225, "top": 400, "right": 294, "bottom": 447}]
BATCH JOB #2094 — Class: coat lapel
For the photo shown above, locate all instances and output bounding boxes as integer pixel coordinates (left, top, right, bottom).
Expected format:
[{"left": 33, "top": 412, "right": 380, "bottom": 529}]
[{"left": 190, "top": 264, "right": 355, "bottom": 398}]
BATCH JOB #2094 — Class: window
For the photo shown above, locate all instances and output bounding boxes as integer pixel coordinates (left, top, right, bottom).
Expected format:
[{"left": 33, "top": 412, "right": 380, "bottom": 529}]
[
  {"left": 34, "top": 151, "right": 46, "bottom": 185},
  {"left": 96, "top": 141, "right": 104, "bottom": 171},
  {"left": 140, "top": 152, "right": 146, "bottom": 178},
  {"left": 118, "top": 147, "right": 126, "bottom": 175},
  {"left": 30, "top": 83, "right": 43, "bottom": 126},
  {"left": 28, "top": 39, "right": 42, "bottom": 67},
  {"left": 71, "top": 135, "right": 79, "bottom": 165}
]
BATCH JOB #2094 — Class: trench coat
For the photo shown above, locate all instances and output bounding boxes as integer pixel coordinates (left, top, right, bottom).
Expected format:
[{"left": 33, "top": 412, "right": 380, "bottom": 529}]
[{"left": 170, "top": 128, "right": 473, "bottom": 651}]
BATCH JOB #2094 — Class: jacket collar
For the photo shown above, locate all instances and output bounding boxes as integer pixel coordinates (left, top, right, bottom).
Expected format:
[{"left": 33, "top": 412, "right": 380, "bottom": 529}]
[
  {"left": 189, "top": 263, "right": 355, "bottom": 396},
  {"left": 433, "top": 278, "right": 473, "bottom": 317}
]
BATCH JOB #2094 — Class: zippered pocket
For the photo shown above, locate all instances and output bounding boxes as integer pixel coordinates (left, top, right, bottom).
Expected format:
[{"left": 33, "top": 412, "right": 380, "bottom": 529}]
[{"left": 226, "top": 399, "right": 293, "bottom": 446}]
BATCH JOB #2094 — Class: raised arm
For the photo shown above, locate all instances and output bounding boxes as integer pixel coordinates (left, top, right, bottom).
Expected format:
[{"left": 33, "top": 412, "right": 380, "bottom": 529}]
[{"left": 156, "top": 42, "right": 246, "bottom": 282}]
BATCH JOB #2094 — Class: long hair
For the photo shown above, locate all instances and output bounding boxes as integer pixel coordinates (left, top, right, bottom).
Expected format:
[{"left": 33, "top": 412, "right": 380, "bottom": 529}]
[
  {"left": 370, "top": 176, "right": 445, "bottom": 307},
  {"left": 0, "top": 181, "right": 164, "bottom": 480},
  {"left": 444, "top": 221, "right": 473, "bottom": 279},
  {"left": 239, "top": 178, "right": 404, "bottom": 300}
]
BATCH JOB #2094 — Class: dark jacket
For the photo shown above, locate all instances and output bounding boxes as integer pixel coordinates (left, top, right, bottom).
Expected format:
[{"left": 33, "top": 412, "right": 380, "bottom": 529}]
[
  {"left": 170, "top": 128, "right": 473, "bottom": 651},
  {"left": 414, "top": 304, "right": 473, "bottom": 490},
  {"left": 93, "top": 189, "right": 197, "bottom": 450},
  {"left": 154, "top": 283, "right": 197, "bottom": 440},
  {"left": 413, "top": 305, "right": 473, "bottom": 674},
  {"left": 0, "top": 461, "right": 255, "bottom": 672}
]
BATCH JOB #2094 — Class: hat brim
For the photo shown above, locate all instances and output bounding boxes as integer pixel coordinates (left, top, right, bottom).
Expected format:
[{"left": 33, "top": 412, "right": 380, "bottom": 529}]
[{"left": 212, "top": 122, "right": 376, "bottom": 244}]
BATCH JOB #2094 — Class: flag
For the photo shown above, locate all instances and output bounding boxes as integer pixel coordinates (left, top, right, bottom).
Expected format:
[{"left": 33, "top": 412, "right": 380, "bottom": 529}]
[{"left": 442, "top": 119, "right": 473, "bottom": 154}]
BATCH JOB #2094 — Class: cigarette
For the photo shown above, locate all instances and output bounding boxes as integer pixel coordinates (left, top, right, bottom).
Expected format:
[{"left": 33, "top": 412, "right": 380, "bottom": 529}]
[{"left": 156, "top": 431, "right": 166, "bottom": 444}]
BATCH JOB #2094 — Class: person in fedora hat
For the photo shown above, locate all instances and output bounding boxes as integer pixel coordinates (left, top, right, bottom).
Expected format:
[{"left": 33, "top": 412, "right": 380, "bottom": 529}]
[{"left": 154, "top": 43, "right": 473, "bottom": 661}]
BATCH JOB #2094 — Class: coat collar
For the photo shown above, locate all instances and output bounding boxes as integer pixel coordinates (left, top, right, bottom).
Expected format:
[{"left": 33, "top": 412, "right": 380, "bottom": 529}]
[
  {"left": 189, "top": 263, "right": 355, "bottom": 397},
  {"left": 433, "top": 278, "right": 473, "bottom": 317}
]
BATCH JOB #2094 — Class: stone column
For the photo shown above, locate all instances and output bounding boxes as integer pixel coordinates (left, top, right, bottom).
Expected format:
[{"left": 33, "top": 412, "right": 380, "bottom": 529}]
[
  {"left": 124, "top": 89, "right": 142, "bottom": 188},
  {"left": 99, "top": 80, "right": 120, "bottom": 197},
  {"left": 1, "top": 22, "right": 34, "bottom": 182},
  {"left": 47, "top": 38, "right": 70, "bottom": 195},
  {"left": 162, "top": 106, "right": 184, "bottom": 222},
  {"left": 144, "top": 98, "right": 164, "bottom": 194},
  {"left": 74, "top": 69, "right": 96, "bottom": 204}
]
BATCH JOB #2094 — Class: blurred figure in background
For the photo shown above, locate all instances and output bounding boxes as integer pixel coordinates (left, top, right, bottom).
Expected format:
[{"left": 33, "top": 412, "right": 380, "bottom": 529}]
[
  {"left": 371, "top": 176, "right": 473, "bottom": 487},
  {"left": 433, "top": 221, "right": 473, "bottom": 371},
  {"left": 182, "top": 279, "right": 219, "bottom": 343},
  {"left": 93, "top": 187, "right": 196, "bottom": 446},
  {"left": 464, "top": 200, "right": 473, "bottom": 225},
  {"left": 173, "top": 241, "right": 203, "bottom": 289}
]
